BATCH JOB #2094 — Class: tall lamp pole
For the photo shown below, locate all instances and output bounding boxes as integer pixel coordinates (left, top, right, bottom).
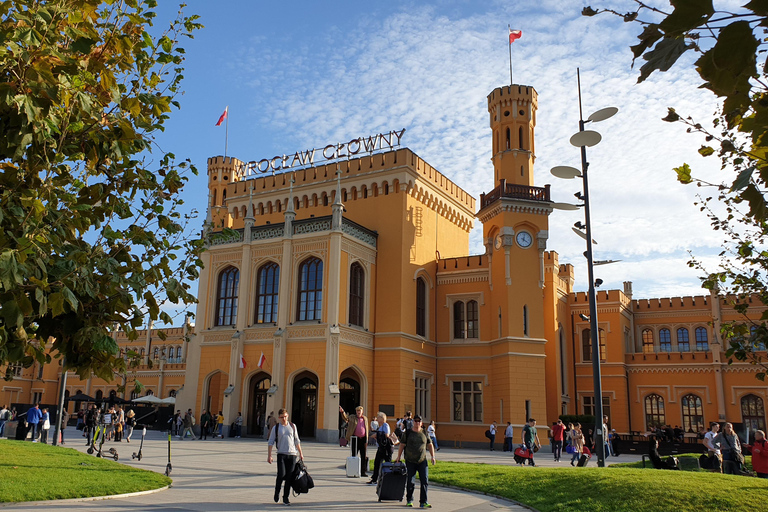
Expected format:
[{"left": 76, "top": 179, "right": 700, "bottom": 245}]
[{"left": 551, "top": 69, "right": 617, "bottom": 468}]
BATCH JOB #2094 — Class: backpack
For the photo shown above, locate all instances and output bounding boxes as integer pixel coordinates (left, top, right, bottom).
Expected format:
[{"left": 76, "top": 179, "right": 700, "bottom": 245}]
[
  {"left": 291, "top": 460, "right": 314, "bottom": 495},
  {"left": 274, "top": 422, "right": 297, "bottom": 449}
]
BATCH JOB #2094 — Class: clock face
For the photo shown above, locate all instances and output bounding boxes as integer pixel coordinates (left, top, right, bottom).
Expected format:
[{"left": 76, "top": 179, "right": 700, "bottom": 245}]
[
  {"left": 494, "top": 234, "right": 503, "bottom": 250},
  {"left": 516, "top": 231, "right": 533, "bottom": 248}
]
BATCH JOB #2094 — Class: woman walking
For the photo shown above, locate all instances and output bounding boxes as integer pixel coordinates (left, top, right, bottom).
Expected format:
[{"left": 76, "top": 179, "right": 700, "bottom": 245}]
[
  {"left": 570, "top": 423, "right": 584, "bottom": 466},
  {"left": 125, "top": 409, "right": 136, "bottom": 443},
  {"left": 368, "top": 412, "right": 394, "bottom": 484}
]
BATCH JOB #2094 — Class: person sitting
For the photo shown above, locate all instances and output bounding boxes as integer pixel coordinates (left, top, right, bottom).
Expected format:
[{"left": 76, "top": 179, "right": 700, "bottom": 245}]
[{"left": 648, "top": 439, "right": 679, "bottom": 470}]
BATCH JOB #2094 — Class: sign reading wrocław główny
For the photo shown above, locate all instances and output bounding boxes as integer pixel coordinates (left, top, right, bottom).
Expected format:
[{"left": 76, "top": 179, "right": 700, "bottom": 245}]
[{"left": 242, "top": 129, "right": 406, "bottom": 176}]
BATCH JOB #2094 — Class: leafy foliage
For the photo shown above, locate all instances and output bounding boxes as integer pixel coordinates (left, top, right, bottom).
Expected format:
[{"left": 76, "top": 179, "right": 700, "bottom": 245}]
[
  {"left": 0, "top": 0, "right": 203, "bottom": 381},
  {"left": 584, "top": 1, "right": 768, "bottom": 378}
]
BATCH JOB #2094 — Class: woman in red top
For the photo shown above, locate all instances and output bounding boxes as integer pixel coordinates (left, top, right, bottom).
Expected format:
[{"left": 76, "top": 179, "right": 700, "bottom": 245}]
[{"left": 751, "top": 430, "right": 768, "bottom": 478}]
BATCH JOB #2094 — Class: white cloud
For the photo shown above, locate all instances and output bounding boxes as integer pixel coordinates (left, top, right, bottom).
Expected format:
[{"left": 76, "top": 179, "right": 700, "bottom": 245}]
[{"left": 232, "top": 1, "right": 730, "bottom": 299}]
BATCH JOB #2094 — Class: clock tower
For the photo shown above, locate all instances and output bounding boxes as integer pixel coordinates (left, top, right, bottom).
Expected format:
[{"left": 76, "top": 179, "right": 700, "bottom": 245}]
[{"left": 479, "top": 84, "right": 552, "bottom": 340}]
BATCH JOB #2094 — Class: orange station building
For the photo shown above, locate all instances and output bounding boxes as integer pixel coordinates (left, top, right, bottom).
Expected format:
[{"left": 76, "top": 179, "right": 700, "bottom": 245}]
[{"left": 4, "top": 82, "right": 765, "bottom": 443}]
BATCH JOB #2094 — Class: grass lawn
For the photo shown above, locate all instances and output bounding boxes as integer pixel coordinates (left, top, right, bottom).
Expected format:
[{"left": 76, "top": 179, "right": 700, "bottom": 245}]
[
  {"left": 0, "top": 440, "right": 170, "bottom": 503},
  {"left": 429, "top": 461, "right": 768, "bottom": 512}
]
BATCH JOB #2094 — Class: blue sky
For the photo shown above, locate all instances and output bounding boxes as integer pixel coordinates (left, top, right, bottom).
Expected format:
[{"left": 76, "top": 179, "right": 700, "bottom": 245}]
[{"left": 149, "top": 0, "right": 737, "bottom": 322}]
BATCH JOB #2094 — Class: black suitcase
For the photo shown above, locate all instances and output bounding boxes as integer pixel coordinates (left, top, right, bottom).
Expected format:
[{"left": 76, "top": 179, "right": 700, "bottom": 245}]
[
  {"left": 577, "top": 454, "right": 590, "bottom": 467},
  {"left": 377, "top": 461, "right": 407, "bottom": 502}
]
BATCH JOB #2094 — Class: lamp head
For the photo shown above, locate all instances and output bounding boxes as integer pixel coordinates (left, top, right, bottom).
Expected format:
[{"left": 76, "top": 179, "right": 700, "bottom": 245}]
[{"left": 595, "top": 278, "right": 604, "bottom": 288}]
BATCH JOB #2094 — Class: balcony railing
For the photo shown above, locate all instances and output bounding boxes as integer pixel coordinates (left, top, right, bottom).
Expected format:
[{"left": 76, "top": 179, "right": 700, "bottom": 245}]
[{"left": 480, "top": 180, "right": 550, "bottom": 210}]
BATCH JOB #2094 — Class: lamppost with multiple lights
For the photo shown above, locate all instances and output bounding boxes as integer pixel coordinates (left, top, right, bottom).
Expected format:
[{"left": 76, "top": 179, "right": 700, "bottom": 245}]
[{"left": 550, "top": 71, "right": 617, "bottom": 468}]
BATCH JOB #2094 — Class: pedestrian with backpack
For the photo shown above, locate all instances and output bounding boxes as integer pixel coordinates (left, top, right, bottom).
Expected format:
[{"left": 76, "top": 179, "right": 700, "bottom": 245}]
[{"left": 267, "top": 408, "right": 304, "bottom": 506}]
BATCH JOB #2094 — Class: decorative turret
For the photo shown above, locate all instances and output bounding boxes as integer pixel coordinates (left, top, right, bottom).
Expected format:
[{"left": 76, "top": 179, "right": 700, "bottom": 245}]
[
  {"left": 487, "top": 85, "right": 537, "bottom": 187},
  {"left": 332, "top": 165, "right": 344, "bottom": 230}
]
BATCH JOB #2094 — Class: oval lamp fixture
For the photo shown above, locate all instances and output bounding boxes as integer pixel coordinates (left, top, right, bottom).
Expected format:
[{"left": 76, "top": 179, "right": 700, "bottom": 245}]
[
  {"left": 550, "top": 166, "right": 582, "bottom": 179},
  {"left": 572, "top": 226, "right": 598, "bottom": 244},
  {"left": 553, "top": 202, "right": 582, "bottom": 211},
  {"left": 570, "top": 130, "right": 602, "bottom": 148},
  {"left": 588, "top": 107, "right": 619, "bottom": 123}
]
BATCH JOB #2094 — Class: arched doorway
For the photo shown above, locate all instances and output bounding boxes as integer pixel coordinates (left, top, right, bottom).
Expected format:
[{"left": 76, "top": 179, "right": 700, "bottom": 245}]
[
  {"left": 204, "top": 370, "right": 228, "bottom": 417},
  {"left": 339, "top": 372, "right": 361, "bottom": 415},
  {"left": 292, "top": 371, "right": 317, "bottom": 439},
  {"left": 248, "top": 373, "right": 271, "bottom": 436}
]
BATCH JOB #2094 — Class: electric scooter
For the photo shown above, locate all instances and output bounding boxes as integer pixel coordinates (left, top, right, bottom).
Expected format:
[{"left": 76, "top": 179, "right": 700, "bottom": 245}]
[
  {"left": 86, "top": 424, "right": 102, "bottom": 455},
  {"left": 164, "top": 430, "right": 172, "bottom": 476},
  {"left": 132, "top": 427, "right": 147, "bottom": 461},
  {"left": 94, "top": 423, "right": 119, "bottom": 460}
]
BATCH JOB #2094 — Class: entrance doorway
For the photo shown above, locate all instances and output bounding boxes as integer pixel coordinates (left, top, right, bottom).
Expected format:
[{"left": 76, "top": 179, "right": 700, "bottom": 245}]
[
  {"left": 292, "top": 371, "right": 317, "bottom": 438},
  {"left": 248, "top": 373, "right": 271, "bottom": 436},
  {"left": 205, "top": 370, "right": 228, "bottom": 417}
]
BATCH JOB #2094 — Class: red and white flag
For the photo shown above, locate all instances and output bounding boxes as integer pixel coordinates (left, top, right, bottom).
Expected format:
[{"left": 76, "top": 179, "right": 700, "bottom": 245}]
[
  {"left": 215, "top": 106, "right": 228, "bottom": 126},
  {"left": 509, "top": 29, "right": 522, "bottom": 43},
  {"left": 257, "top": 351, "right": 266, "bottom": 369},
  {"left": 239, "top": 353, "right": 246, "bottom": 369}
]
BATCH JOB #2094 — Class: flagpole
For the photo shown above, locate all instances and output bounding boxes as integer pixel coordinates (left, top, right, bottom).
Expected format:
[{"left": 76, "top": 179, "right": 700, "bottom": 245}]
[
  {"left": 224, "top": 107, "right": 229, "bottom": 158},
  {"left": 508, "top": 25, "right": 513, "bottom": 86}
]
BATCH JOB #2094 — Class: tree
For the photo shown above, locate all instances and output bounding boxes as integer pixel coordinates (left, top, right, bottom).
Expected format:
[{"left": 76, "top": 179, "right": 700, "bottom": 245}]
[
  {"left": 584, "top": 0, "right": 768, "bottom": 379},
  {"left": 0, "top": 0, "right": 203, "bottom": 383}
]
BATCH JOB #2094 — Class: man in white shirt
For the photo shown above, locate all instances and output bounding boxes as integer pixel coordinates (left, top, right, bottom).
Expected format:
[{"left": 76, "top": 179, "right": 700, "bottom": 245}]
[
  {"left": 267, "top": 408, "right": 304, "bottom": 506},
  {"left": 489, "top": 421, "right": 497, "bottom": 451},
  {"left": 504, "top": 422, "right": 514, "bottom": 452},
  {"left": 703, "top": 421, "right": 721, "bottom": 472}
]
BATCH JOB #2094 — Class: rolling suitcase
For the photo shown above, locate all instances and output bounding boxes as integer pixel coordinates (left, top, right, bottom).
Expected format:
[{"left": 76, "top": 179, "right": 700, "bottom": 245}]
[
  {"left": 377, "top": 461, "right": 407, "bottom": 502},
  {"left": 346, "top": 436, "right": 361, "bottom": 477},
  {"left": 577, "top": 454, "right": 590, "bottom": 467}
]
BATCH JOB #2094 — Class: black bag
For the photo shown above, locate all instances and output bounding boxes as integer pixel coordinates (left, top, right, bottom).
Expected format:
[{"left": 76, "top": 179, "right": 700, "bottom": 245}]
[
  {"left": 377, "top": 461, "right": 407, "bottom": 502},
  {"left": 291, "top": 460, "right": 314, "bottom": 495},
  {"left": 577, "top": 454, "right": 590, "bottom": 467},
  {"left": 485, "top": 429, "right": 492, "bottom": 439}
]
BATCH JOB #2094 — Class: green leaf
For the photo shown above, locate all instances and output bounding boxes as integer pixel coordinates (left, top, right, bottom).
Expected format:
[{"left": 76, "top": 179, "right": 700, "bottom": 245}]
[
  {"left": 658, "top": 0, "right": 714, "bottom": 35},
  {"left": 698, "top": 146, "right": 715, "bottom": 157},
  {"left": 674, "top": 163, "right": 692, "bottom": 184},
  {"left": 731, "top": 167, "right": 754, "bottom": 191},
  {"left": 662, "top": 108, "right": 680, "bottom": 122},
  {"left": 638, "top": 37, "right": 691, "bottom": 83},
  {"left": 48, "top": 292, "right": 65, "bottom": 317},
  {"left": 742, "top": 183, "right": 768, "bottom": 220}
]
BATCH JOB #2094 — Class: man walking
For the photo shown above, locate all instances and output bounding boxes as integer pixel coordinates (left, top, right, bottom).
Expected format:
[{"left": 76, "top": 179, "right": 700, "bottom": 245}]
[
  {"left": 0, "top": 404, "right": 9, "bottom": 438},
  {"left": 395, "top": 414, "right": 436, "bottom": 508},
  {"left": 26, "top": 404, "right": 42, "bottom": 442},
  {"left": 522, "top": 418, "right": 541, "bottom": 467},
  {"left": 267, "top": 408, "right": 304, "bottom": 506},
  {"left": 551, "top": 419, "right": 565, "bottom": 462},
  {"left": 488, "top": 421, "right": 497, "bottom": 451},
  {"left": 181, "top": 409, "right": 197, "bottom": 440}
]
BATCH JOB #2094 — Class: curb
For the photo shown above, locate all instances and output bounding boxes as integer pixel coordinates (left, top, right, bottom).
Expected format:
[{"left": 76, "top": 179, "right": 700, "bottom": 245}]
[
  {"left": 430, "top": 482, "right": 539, "bottom": 512},
  {"left": 0, "top": 485, "right": 171, "bottom": 508}
]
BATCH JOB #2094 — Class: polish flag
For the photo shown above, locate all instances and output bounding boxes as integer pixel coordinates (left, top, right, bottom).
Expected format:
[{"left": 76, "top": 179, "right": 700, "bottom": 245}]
[
  {"left": 239, "top": 353, "right": 246, "bottom": 369},
  {"left": 257, "top": 352, "right": 266, "bottom": 369},
  {"left": 215, "top": 106, "right": 228, "bottom": 126},
  {"left": 509, "top": 29, "right": 522, "bottom": 43}
]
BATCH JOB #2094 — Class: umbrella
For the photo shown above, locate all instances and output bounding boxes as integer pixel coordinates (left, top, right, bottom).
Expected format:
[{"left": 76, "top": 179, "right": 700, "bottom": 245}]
[
  {"left": 159, "top": 396, "right": 176, "bottom": 405},
  {"left": 66, "top": 392, "right": 95, "bottom": 402},
  {"left": 131, "top": 395, "right": 164, "bottom": 404}
]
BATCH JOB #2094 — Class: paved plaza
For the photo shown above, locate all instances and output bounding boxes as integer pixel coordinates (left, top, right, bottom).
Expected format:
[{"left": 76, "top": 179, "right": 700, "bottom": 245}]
[{"left": 4, "top": 432, "right": 642, "bottom": 511}]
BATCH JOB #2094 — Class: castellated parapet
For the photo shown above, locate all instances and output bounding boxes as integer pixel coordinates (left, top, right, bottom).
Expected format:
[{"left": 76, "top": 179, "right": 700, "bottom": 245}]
[
  {"left": 632, "top": 296, "right": 709, "bottom": 310},
  {"left": 487, "top": 84, "right": 538, "bottom": 120}
]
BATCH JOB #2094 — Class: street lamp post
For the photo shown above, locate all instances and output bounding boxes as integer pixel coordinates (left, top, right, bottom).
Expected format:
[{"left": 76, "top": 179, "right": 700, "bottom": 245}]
[{"left": 551, "top": 69, "right": 617, "bottom": 468}]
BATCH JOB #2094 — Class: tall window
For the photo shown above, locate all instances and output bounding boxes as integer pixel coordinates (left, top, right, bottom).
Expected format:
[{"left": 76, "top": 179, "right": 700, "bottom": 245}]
[
  {"left": 677, "top": 328, "right": 690, "bottom": 352},
  {"left": 741, "top": 394, "right": 766, "bottom": 433},
  {"left": 297, "top": 257, "right": 323, "bottom": 321},
  {"left": 348, "top": 262, "right": 365, "bottom": 327},
  {"left": 415, "top": 375, "right": 430, "bottom": 420},
  {"left": 582, "top": 329, "right": 606, "bottom": 362},
  {"left": 255, "top": 262, "right": 280, "bottom": 324},
  {"left": 176, "top": 346, "right": 182, "bottom": 362},
  {"left": 216, "top": 266, "right": 239, "bottom": 326},
  {"left": 583, "top": 396, "right": 610, "bottom": 420},
  {"left": 416, "top": 278, "right": 426, "bottom": 336},
  {"left": 153, "top": 347, "right": 159, "bottom": 360},
  {"left": 519, "top": 126, "right": 524, "bottom": 149},
  {"left": 659, "top": 328, "right": 671, "bottom": 352},
  {"left": 695, "top": 327, "right": 709, "bottom": 351},
  {"left": 523, "top": 305, "right": 528, "bottom": 336},
  {"left": 642, "top": 329, "right": 654, "bottom": 353},
  {"left": 452, "top": 381, "right": 482, "bottom": 422},
  {"left": 559, "top": 328, "right": 568, "bottom": 394},
  {"left": 644, "top": 394, "right": 666, "bottom": 429},
  {"left": 681, "top": 394, "right": 704, "bottom": 433},
  {"left": 453, "top": 300, "right": 479, "bottom": 339}
]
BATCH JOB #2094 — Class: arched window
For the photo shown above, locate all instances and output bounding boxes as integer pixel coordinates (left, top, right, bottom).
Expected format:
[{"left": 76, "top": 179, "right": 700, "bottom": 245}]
[
  {"left": 523, "top": 305, "right": 528, "bottom": 336},
  {"left": 216, "top": 266, "right": 239, "bottom": 326},
  {"left": 384, "top": 183, "right": 389, "bottom": 195},
  {"left": 505, "top": 127, "right": 510, "bottom": 150},
  {"left": 467, "top": 300, "right": 478, "bottom": 338},
  {"left": 95, "top": 390, "right": 103, "bottom": 401},
  {"left": 559, "top": 327, "right": 568, "bottom": 394},
  {"left": 741, "top": 394, "right": 766, "bottom": 433},
  {"left": 695, "top": 327, "right": 709, "bottom": 351},
  {"left": 681, "top": 394, "right": 704, "bottom": 433},
  {"left": 519, "top": 126, "right": 524, "bottom": 149},
  {"left": 677, "top": 328, "right": 690, "bottom": 352},
  {"left": 153, "top": 347, "right": 159, "bottom": 360},
  {"left": 176, "top": 346, "right": 182, "bottom": 361},
  {"left": 255, "top": 262, "right": 280, "bottom": 324},
  {"left": 642, "top": 329, "right": 654, "bottom": 353},
  {"left": 659, "top": 328, "right": 671, "bottom": 352},
  {"left": 146, "top": 389, "right": 154, "bottom": 396},
  {"left": 348, "top": 262, "right": 365, "bottom": 327},
  {"left": 212, "top": 189, "right": 217, "bottom": 206},
  {"left": 453, "top": 301, "right": 465, "bottom": 339},
  {"left": 416, "top": 278, "right": 426, "bottom": 337},
  {"left": 582, "top": 329, "right": 607, "bottom": 362},
  {"left": 644, "top": 394, "right": 666, "bottom": 429},
  {"left": 130, "top": 390, "right": 139, "bottom": 400},
  {"left": 169, "top": 389, "right": 177, "bottom": 398},
  {"left": 297, "top": 257, "right": 323, "bottom": 321}
]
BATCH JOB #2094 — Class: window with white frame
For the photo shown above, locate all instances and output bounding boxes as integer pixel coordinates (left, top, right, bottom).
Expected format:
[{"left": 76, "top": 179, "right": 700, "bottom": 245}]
[
  {"left": 452, "top": 299, "right": 479, "bottom": 339},
  {"left": 414, "top": 375, "right": 431, "bottom": 420},
  {"left": 452, "top": 381, "right": 483, "bottom": 422}
]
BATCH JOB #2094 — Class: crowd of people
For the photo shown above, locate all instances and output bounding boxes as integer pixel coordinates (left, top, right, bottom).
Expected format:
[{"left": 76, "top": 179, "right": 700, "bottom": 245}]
[{"left": 77, "top": 403, "right": 136, "bottom": 444}]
